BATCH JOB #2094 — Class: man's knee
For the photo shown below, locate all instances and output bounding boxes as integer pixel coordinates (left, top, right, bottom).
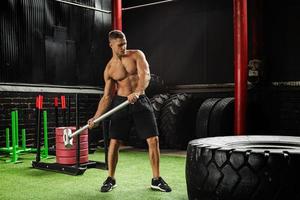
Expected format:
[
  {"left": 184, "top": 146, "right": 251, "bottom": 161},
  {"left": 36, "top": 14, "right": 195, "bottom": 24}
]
[
  {"left": 147, "top": 136, "right": 159, "bottom": 147},
  {"left": 110, "top": 139, "right": 121, "bottom": 149}
]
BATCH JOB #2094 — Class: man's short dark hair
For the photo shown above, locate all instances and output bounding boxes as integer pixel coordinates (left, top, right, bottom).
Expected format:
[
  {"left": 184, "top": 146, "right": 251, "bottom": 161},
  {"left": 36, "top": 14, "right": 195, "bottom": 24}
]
[{"left": 109, "top": 30, "right": 126, "bottom": 41}]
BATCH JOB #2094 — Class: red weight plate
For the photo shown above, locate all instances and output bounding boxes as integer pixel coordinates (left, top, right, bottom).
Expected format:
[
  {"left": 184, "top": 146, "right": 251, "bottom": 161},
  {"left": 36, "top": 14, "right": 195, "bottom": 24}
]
[
  {"left": 55, "top": 127, "right": 88, "bottom": 136},
  {"left": 56, "top": 142, "right": 89, "bottom": 150},
  {"left": 56, "top": 134, "right": 88, "bottom": 143},
  {"left": 56, "top": 155, "right": 89, "bottom": 165},
  {"left": 56, "top": 149, "right": 88, "bottom": 157}
]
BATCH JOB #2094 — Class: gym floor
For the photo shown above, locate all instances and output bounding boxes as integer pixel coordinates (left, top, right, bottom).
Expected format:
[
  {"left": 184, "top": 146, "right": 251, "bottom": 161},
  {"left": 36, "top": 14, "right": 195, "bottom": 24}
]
[{"left": 0, "top": 148, "right": 187, "bottom": 200}]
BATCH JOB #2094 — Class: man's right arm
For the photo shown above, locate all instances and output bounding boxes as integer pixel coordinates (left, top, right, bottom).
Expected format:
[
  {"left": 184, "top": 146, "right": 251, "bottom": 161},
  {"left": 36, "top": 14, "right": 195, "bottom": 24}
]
[{"left": 88, "top": 64, "right": 115, "bottom": 128}]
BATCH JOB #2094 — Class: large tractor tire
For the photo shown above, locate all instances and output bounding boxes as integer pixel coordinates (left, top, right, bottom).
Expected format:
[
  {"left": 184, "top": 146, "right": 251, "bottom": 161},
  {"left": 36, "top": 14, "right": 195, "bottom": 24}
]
[
  {"left": 159, "top": 93, "right": 192, "bottom": 149},
  {"left": 209, "top": 97, "right": 234, "bottom": 137},
  {"left": 195, "top": 98, "right": 221, "bottom": 138},
  {"left": 186, "top": 136, "right": 300, "bottom": 200},
  {"left": 145, "top": 74, "right": 167, "bottom": 98},
  {"left": 150, "top": 93, "right": 170, "bottom": 121}
]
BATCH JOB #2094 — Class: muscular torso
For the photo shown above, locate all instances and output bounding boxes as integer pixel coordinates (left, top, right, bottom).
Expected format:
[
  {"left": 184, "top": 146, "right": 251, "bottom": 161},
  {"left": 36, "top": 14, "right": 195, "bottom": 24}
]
[{"left": 108, "top": 50, "right": 141, "bottom": 96}]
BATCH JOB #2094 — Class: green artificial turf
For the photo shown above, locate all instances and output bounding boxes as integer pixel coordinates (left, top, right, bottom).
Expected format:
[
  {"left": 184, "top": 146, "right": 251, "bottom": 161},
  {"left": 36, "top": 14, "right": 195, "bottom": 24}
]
[{"left": 0, "top": 149, "right": 187, "bottom": 200}]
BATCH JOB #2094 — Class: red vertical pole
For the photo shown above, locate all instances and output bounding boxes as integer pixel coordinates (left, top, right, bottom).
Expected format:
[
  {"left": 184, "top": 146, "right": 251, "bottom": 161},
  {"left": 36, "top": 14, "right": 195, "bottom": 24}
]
[
  {"left": 112, "top": 0, "right": 122, "bottom": 30},
  {"left": 234, "top": 0, "right": 248, "bottom": 135},
  {"left": 61, "top": 96, "right": 67, "bottom": 126}
]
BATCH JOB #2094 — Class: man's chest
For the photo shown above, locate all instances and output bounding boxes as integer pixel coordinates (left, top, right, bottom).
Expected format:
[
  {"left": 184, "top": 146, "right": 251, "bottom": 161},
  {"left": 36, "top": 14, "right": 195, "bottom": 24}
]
[{"left": 109, "top": 59, "right": 137, "bottom": 80}]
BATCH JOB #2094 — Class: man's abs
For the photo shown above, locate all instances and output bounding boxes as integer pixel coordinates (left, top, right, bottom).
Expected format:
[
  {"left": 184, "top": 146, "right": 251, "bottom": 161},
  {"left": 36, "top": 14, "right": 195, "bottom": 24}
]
[{"left": 115, "top": 74, "right": 143, "bottom": 97}]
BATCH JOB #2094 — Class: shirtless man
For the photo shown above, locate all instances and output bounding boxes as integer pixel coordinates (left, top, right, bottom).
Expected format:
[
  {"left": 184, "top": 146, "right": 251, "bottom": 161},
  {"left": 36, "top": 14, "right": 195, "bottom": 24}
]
[{"left": 88, "top": 30, "right": 171, "bottom": 193}]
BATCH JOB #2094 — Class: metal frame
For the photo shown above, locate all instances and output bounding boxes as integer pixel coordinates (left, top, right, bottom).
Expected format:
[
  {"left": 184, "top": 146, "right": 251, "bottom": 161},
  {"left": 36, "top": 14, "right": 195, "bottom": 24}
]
[
  {"left": 122, "top": 0, "right": 175, "bottom": 11},
  {"left": 53, "top": 0, "right": 175, "bottom": 13},
  {"left": 54, "top": 0, "right": 111, "bottom": 13},
  {"left": 31, "top": 93, "right": 108, "bottom": 176}
]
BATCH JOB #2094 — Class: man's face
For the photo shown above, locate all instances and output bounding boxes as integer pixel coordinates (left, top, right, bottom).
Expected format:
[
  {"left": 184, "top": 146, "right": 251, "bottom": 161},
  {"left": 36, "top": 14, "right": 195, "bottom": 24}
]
[{"left": 110, "top": 38, "right": 127, "bottom": 56}]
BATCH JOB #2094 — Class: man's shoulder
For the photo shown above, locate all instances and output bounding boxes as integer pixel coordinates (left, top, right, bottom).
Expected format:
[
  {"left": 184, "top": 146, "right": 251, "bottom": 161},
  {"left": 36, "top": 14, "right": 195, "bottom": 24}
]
[
  {"left": 104, "top": 61, "right": 112, "bottom": 73},
  {"left": 127, "top": 49, "right": 142, "bottom": 54},
  {"left": 127, "top": 49, "right": 145, "bottom": 58},
  {"left": 106, "top": 60, "right": 113, "bottom": 68}
]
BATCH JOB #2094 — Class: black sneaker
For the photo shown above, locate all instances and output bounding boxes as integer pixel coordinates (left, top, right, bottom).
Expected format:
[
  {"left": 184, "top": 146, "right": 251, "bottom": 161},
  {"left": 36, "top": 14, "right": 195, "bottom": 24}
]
[
  {"left": 100, "top": 177, "right": 117, "bottom": 192},
  {"left": 151, "top": 177, "right": 172, "bottom": 192}
]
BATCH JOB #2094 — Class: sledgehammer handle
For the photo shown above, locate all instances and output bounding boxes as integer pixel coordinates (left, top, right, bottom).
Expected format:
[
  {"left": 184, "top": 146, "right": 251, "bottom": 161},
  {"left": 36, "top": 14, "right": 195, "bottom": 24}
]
[{"left": 69, "top": 100, "right": 130, "bottom": 138}]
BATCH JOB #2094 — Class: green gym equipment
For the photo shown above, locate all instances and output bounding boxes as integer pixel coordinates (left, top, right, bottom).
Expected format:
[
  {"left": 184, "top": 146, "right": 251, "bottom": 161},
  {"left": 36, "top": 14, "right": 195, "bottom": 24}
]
[{"left": 0, "top": 110, "right": 50, "bottom": 163}]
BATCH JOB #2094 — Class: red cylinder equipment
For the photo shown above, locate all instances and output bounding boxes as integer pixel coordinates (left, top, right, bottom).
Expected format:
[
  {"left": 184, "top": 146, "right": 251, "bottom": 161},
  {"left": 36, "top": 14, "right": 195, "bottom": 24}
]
[{"left": 55, "top": 127, "right": 88, "bottom": 165}]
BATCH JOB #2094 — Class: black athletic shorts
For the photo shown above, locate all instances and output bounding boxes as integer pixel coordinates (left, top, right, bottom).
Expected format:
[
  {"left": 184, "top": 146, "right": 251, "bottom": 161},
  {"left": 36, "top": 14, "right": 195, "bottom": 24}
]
[{"left": 109, "top": 95, "right": 159, "bottom": 141}]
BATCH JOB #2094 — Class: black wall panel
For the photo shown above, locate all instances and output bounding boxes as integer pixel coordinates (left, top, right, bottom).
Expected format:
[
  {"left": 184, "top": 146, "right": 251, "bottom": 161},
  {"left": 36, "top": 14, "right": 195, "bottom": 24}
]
[
  {"left": 263, "top": 0, "right": 300, "bottom": 82},
  {"left": 0, "top": 0, "right": 111, "bottom": 86},
  {"left": 123, "top": 0, "right": 234, "bottom": 85}
]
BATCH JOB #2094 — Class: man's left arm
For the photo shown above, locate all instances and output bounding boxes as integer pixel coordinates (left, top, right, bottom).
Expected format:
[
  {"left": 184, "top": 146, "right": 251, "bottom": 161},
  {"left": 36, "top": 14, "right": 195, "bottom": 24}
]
[
  {"left": 135, "top": 50, "right": 151, "bottom": 94},
  {"left": 127, "top": 50, "right": 151, "bottom": 103}
]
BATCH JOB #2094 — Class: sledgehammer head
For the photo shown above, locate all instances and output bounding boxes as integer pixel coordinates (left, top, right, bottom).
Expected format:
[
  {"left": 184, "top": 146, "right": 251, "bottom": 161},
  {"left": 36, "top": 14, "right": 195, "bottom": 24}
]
[{"left": 63, "top": 128, "right": 73, "bottom": 148}]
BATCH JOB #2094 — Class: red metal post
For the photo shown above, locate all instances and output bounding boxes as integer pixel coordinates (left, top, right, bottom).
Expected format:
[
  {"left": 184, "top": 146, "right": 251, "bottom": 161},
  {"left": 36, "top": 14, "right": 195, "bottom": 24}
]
[
  {"left": 112, "top": 0, "right": 122, "bottom": 30},
  {"left": 233, "top": 0, "right": 248, "bottom": 135}
]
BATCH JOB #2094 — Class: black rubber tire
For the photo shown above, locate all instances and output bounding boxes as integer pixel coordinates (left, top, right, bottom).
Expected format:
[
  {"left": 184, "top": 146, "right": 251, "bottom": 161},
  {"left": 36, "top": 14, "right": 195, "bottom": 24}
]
[
  {"left": 150, "top": 93, "right": 170, "bottom": 120},
  {"left": 209, "top": 97, "right": 234, "bottom": 137},
  {"left": 159, "top": 93, "right": 192, "bottom": 149},
  {"left": 145, "top": 74, "right": 167, "bottom": 98},
  {"left": 186, "top": 136, "right": 300, "bottom": 200},
  {"left": 195, "top": 98, "right": 221, "bottom": 138}
]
